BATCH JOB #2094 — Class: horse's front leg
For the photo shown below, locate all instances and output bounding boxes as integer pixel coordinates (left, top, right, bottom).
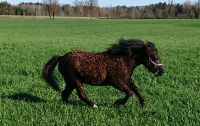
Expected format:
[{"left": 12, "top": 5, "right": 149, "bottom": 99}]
[
  {"left": 129, "top": 80, "right": 145, "bottom": 107},
  {"left": 74, "top": 79, "right": 97, "bottom": 108},
  {"left": 113, "top": 83, "right": 132, "bottom": 106}
]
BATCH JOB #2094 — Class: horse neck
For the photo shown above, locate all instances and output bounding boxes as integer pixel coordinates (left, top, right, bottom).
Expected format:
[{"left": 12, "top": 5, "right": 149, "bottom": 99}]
[
  {"left": 119, "top": 55, "right": 140, "bottom": 75},
  {"left": 125, "top": 53, "right": 144, "bottom": 69}
]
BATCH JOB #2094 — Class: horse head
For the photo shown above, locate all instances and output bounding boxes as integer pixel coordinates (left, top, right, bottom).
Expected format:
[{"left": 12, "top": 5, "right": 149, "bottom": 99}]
[{"left": 142, "top": 42, "right": 164, "bottom": 76}]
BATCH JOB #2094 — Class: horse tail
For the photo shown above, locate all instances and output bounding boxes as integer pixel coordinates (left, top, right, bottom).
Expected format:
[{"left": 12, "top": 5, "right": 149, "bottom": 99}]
[{"left": 42, "top": 55, "right": 61, "bottom": 92}]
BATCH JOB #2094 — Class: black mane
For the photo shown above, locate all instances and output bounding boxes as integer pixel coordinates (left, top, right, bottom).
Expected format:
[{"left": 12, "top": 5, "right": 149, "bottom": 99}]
[{"left": 105, "top": 38, "right": 156, "bottom": 56}]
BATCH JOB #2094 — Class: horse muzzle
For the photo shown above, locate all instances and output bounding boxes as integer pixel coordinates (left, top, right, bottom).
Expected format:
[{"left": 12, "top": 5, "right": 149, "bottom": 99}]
[{"left": 155, "top": 66, "right": 164, "bottom": 76}]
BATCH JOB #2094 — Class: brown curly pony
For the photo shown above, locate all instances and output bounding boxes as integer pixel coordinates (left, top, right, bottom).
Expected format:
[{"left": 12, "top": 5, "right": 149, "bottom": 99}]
[{"left": 42, "top": 38, "right": 164, "bottom": 108}]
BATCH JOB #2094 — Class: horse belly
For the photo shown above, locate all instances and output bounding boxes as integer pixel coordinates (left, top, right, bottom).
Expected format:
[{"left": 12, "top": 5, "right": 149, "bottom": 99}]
[{"left": 80, "top": 65, "right": 107, "bottom": 85}]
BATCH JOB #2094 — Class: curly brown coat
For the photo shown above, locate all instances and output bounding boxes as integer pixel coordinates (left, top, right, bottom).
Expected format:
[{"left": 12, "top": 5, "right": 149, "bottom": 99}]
[{"left": 42, "top": 38, "right": 164, "bottom": 107}]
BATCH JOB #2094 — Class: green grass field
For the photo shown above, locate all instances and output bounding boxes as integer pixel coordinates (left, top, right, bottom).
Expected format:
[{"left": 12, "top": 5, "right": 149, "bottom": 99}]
[{"left": 0, "top": 18, "right": 200, "bottom": 125}]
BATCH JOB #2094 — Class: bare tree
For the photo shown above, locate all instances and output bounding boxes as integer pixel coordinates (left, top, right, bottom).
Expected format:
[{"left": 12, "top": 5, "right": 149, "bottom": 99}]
[
  {"left": 43, "top": 0, "right": 59, "bottom": 19},
  {"left": 51, "top": 0, "right": 59, "bottom": 19},
  {"left": 62, "top": 4, "right": 71, "bottom": 16},
  {"left": 43, "top": 0, "right": 52, "bottom": 19},
  {"left": 85, "top": 0, "right": 98, "bottom": 20},
  {"left": 74, "top": 0, "right": 84, "bottom": 16}
]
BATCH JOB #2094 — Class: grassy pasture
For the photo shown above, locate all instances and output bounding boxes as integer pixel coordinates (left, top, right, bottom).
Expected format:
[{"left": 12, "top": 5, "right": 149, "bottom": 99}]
[{"left": 0, "top": 18, "right": 200, "bottom": 125}]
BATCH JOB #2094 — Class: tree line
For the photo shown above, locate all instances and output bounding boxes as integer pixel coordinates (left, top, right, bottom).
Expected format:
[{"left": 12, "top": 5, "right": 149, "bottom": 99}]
[{"left": 0, "top": 0, "right": 200, "bottom": 19}]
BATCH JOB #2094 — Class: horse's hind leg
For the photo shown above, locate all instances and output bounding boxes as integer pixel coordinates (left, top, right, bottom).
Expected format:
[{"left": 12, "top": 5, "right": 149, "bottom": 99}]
[
  {"left": 61, "top": 78, "right": 75, "bottom": 103},
  {"left": 129, "top": 80, "right": 145, "bottom": 107},
  {"left": 113, "top": 83, "right": 132, "bottom": 106},
  {"left": 74, "top": 79, "right": 96, "bottom": 107}
]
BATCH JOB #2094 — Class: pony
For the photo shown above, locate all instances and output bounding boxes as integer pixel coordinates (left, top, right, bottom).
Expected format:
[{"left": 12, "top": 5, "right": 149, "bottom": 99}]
[{"left": 42, "top": 39, "right": 164, "bottom": 108}]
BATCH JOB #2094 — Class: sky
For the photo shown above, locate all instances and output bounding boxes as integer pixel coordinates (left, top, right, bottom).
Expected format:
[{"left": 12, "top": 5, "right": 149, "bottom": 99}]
[{"left": 3, "top": 0, "right": 198, "bottom": 6}]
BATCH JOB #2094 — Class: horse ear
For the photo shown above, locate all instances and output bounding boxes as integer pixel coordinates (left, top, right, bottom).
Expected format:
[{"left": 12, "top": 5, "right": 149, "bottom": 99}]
[{"left": 146, "top": 41, "right": 155, "bottom": 48}]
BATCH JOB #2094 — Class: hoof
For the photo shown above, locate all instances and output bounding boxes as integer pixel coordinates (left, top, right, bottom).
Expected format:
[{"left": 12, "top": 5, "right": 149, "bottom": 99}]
[
  {"left": 61, "top": 97, "right": 68, "bottom": 104},
  {"left": 139, "top": 100, "right": 145, "bottom": 107}
]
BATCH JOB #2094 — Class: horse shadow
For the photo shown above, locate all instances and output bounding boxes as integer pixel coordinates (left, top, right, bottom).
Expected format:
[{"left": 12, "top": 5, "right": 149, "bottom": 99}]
[
  {"left": 2, "top": 92, "right": 121, "bottom": 107},
  {"left": 1, "top": 92, "right": 46, "bottom": 103}
]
